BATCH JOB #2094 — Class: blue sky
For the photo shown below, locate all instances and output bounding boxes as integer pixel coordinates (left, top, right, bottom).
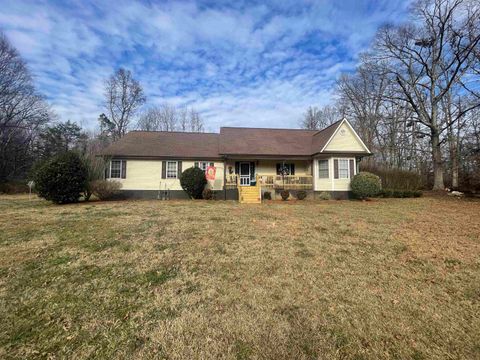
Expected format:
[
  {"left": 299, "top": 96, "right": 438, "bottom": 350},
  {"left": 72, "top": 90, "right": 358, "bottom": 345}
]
[{"left": 0, "top": 0, "right": 410, "bottom": 131}]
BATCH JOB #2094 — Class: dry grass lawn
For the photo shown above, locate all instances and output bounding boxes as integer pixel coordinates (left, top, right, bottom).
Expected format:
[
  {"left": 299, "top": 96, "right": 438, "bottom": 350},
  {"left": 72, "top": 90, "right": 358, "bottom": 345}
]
[{"left": 0, "top": 195, "right": 479, "bottom": 359}]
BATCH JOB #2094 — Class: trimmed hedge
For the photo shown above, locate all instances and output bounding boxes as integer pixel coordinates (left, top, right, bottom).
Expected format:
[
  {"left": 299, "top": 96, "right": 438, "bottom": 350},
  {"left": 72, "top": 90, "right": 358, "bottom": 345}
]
[
  {"left": 351, "top": 172, "right": 382, "bottom": 199},
  {"left": 382, "top": 189, "right": 423, "bottom": 198},
  {"left": 33, "top": 151, "right": 88, "bottom": 204},
  {"left": 180, "top": 167, "right": 207, "bottom": 199}
]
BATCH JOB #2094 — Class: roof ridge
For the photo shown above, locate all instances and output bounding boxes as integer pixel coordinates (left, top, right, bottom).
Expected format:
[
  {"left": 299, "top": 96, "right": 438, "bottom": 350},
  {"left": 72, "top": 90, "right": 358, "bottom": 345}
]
[
  {"left": 220, "top": 126, "right": 318, "bottom": 132},
  {"left": 129, "top": 130, "right": 219, "bottom": 135}
]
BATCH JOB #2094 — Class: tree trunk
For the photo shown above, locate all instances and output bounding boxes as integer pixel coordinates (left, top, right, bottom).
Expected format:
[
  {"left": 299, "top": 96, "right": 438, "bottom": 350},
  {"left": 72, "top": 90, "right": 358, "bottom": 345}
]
[
  {"left": 431, "top": 128, "right": 445, "bottom": 190},
  {"left": 448, "top": 130, "right": 459, "bottom": 189}
]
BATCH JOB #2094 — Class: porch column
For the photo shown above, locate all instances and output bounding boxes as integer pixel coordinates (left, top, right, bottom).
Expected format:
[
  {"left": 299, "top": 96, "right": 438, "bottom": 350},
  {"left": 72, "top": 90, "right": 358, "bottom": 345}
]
[{"left": 223, "top": 157, "right": 227, "bottom": 200}]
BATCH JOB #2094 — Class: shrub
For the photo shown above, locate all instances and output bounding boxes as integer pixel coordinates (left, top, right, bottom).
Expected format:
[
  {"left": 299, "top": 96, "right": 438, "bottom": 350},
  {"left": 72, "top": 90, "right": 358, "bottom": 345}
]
[
  {"left": 33, "top": 151, "right": 88, "bottom": 204},
  {"left": 180, "top": 167, "right": 207, "bottom": 199},
  {"left": 82, "top": 155, "right": 108, "bottom": 201},
  {"left": 351, "top": 172, "right": 382, "bottom": 199},
  {"left": 0, "top": 181, "right": 29, "bottom": 194},
  {"left": 381, "top": 189, "right": 394, "bottom": 198},
  {"left": 90, "top": 180, "right": 122, "bottom": 200},
  {"left": 361, "top": 165, "right": 423, "bottom": 190},
  {"left": 280, "top": 189, "right": 290, "bottom": 201},
  {"left": 296, "top": 190, "right": 307, "bottom": 200},
  {"left": 318, "top": 191, "right": 331, "bottom": 200},
  {"left": 263, "top": 191, "right": 272, "bottom": 200},
  {"left": 382, "top": 189, "right": 423, "bottom": 198},
  {"left": 202, "top": 188, "right": 214, "bottom": 200}
]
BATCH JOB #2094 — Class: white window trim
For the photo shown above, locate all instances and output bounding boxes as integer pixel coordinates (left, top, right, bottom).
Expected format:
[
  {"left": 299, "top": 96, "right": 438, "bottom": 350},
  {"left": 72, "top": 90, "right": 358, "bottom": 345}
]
[
  {"left": 166, "top": 161, "right": 178, "bottom": 179},
  {"left": 332, "top": 157, "right": 356, "bottom": 180},
  {"left": 195, "top": 161, "right": 214, "bottom": 171},
  {"left": 110, "top": 160, "right": 123, "bottom": 179},
  {"left": 318, "top": 159, "right": 329, "bottom": 179}
]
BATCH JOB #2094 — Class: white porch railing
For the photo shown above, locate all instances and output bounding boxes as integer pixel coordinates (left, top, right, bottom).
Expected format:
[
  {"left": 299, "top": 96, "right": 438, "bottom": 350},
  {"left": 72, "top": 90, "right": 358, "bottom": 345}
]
[
  {"left": 225, "top": 174, "right": 313, "bottom": 190},
  {"left": 257, "top": 174, "right": 313, "bottom": 189}
]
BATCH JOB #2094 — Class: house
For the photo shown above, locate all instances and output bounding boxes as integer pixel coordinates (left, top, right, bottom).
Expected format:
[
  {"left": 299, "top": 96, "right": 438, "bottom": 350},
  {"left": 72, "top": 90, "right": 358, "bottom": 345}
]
[{"left": 100, "top": 118, "right": 371, "bottom": 202}]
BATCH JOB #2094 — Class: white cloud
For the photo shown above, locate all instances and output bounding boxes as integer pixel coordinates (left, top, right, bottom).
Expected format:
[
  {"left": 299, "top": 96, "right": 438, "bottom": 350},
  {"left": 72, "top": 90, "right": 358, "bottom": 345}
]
[{"left": 0, "top": 0, "right": 410, "bottom": 131}]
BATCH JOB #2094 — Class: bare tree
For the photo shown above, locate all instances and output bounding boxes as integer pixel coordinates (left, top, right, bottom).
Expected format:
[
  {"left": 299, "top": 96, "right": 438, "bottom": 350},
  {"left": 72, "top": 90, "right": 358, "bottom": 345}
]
[
  {"left": 0, "top": 32, "right": 51, "bottom": 181},
  {"left": 300, "top": 105, "right": 338, "bottom": 130},
  {"left": 102, "top": 68, "right": 146, "bottom": 141},
  {"left": 189, "top": 108, "right": 204, "bottom": 132},
  {"left": 136, "top": 104, "right": 204, "bottom": 132},
  {"left": 178, "top": 106, "right": 189, "bottom": 131},
  {"left": 373, "top": 0, "right": 480, "bottom": 189}
]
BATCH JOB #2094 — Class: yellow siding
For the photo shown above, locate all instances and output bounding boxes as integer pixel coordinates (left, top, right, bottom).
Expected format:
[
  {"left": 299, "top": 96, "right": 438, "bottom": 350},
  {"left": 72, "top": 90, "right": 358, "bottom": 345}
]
[
  {"left": 114, "top": 160, "right": 161, "bottom": 190},
  {"left": 313, "top": 156, "right": 356, "bottom": 191},
  {"left": 324, "top": 122, "right": 366, "bottom": 152},
  {"left": 113, "top": 159, "right": 225, "bottom": 191}
]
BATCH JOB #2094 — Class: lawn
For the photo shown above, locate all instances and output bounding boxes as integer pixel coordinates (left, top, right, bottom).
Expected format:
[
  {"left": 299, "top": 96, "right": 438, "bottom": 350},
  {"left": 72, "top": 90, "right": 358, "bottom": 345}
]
[{"left": 0, "top": 195, "right": 479, "bottom": 359}]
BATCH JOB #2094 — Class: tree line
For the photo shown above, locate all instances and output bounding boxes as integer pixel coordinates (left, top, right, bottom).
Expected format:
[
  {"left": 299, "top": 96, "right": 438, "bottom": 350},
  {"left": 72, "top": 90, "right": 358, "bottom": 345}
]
[
  {"left": 301, "top": 0, "right": 480, "bottom": 191},
  {"left": 0, "top": 32, "right": 205, "bottom": 183}
]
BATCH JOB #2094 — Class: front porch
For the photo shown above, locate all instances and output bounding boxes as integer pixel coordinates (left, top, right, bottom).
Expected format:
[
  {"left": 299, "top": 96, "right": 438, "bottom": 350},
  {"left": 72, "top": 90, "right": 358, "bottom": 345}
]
[{"left": 225, "top": 174, "right": 313, "bottom": 190}]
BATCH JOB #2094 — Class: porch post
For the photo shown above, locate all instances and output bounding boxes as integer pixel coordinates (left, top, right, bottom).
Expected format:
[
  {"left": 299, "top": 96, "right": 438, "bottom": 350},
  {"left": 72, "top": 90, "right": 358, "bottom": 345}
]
[{"left": 223, "top": 157, "right": 227, "bottom": 200}]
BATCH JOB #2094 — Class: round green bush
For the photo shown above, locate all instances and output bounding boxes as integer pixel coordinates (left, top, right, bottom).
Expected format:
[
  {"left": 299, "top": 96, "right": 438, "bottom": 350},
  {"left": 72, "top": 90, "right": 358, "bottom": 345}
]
[
  {"left": 33, "top": 151, "right": 88, "bottom": 204},
  {"left": 180, "top": 167, "right": 207, "bottom": 199},
  {"left": 351, "top": 172, "right": 382, "bottom": 199}
]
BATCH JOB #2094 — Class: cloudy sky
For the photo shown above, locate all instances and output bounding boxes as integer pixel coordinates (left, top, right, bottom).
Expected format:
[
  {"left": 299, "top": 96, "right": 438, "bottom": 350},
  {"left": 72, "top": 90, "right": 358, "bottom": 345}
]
[{"left": 0, "top": 0, "right": 410, "bottom": 131}]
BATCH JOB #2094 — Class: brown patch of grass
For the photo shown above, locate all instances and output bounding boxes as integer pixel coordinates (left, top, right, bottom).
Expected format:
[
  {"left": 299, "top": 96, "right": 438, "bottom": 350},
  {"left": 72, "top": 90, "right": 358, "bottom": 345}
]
[{"left": 0, "top": 195, "right": 479, "bottom": 359}]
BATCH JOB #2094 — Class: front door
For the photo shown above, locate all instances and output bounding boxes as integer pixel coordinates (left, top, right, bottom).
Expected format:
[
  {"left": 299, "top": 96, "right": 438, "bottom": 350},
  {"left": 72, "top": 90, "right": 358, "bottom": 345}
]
[{"left": 239, "top": 162, "right": 250, "bottom": 186}]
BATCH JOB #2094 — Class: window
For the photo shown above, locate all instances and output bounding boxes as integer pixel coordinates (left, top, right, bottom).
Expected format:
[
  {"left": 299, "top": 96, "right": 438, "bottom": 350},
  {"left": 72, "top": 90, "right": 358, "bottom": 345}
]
[
  {"left": 194, "top": 161, "right": 214, "bottom": 171},
  {"left": 318, "top": 160, "right": 329, "bottom": 178},
  {"left": 166, "top": 161, "right": 178, "bottom": 179},
  {"left": 110, "top": 160, "right": 122, "bottom": 178},
  {"left": 338, "top": 159, "right": 349, "bottom": 179},
  {"left": 276, "top": 163, "right": 295, "bottom": 175}
]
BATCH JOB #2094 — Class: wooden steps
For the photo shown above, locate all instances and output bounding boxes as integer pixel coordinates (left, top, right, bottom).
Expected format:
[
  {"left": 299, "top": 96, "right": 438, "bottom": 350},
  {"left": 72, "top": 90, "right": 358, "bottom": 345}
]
[{"left": 239, "top": 185, "right": 261, "bottom": 204}]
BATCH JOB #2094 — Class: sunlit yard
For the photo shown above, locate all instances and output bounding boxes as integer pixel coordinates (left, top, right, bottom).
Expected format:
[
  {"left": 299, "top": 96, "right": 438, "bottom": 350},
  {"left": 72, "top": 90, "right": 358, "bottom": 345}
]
[{"left": 0, "top": 195, "right": 479, "bottom": 359}]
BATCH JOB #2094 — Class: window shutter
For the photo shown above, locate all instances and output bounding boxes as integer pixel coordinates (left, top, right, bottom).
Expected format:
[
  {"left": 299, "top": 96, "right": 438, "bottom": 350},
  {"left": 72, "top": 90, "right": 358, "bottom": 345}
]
[
  {"left": 235, "top": 162, "right": 239, "bottom": 174},
  {"left": 177, "top": 161, "right": 182, "bottom": 177},
  {"left": 250, "top": 162, "right": 255, "bottom": 180},
  {"left": 349, "top": 159, "right": 354, "bottom": 178},
  {"left": 276, "top": 163, "right": 281, "bottom": 175},
  {"left": 290, "top": 163, "right": 295, "bottom": 175},
  {"left": 104, "top": 163, "right": 110, "bottom": 179},
  {"left": 161, "top": 161, "right": 166, "bottom": 179},
  {"left": 194, "top": 162, "right": 198, "bottom": 168},
  {"left": 121, "top": 160, "right": 127, "bottom": 179},
  {"left": 334, "top": 159, "right": 339, "bottom": 179}
]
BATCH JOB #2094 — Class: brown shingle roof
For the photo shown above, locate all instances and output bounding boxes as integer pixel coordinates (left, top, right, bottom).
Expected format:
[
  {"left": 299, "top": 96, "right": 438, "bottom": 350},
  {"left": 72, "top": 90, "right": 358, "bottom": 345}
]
[
  {"left": 219, "top": 127, "right": 318, "bottom": 156},
  {"left": 100, "top": 119, "right": 362, "bottom": 158},
  {"left": 100, "top": 131, "right": 221, "bottom": 159}
]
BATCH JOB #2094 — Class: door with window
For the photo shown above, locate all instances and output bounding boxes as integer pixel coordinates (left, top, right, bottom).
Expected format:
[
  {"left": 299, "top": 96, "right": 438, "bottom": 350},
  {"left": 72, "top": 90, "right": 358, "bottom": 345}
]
[{"left": 239, "top": 162, "right": 251, "bottom": 186}]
